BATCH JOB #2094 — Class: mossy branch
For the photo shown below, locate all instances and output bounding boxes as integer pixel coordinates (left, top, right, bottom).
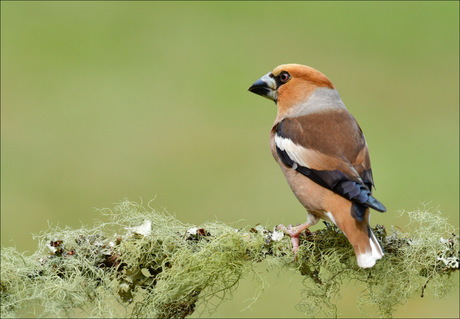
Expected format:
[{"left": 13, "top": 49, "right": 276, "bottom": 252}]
[{"left": 1, "top": 201, "right": 458, "bottom": 318}]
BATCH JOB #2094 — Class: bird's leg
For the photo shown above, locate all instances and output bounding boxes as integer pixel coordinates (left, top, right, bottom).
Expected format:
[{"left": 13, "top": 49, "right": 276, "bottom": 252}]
[
  {"left": 277, "top": 221, "right": 311, "bottom": 257},
  {"left": 277, "top": 214, "right": 319, "bottom": 258}
]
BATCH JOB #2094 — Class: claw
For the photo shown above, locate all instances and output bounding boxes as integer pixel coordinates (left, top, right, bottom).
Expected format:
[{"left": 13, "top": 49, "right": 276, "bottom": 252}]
[
  {"left": 277, "top": 223, "right": 301, "bottom": 259},
  {"left": 290, "top": 235, "right": 300, "bottom": 259},
  {"left": 278, "top": 220, "right": 317, "bottom": 260}
]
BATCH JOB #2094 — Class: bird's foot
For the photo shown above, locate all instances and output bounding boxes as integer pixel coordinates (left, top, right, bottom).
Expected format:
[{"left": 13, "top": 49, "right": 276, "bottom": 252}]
[
  {"left": 277, "top": 223, "right": 304, "bottom": 259},
  {"left": 277, "top": 223, "right": 306, "bottom": 237}
]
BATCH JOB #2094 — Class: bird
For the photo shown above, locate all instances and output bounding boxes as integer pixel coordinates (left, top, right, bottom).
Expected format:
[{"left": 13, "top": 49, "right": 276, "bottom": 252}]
[{"left": 248, "top": 64, "right": 386, "bottom": 268}]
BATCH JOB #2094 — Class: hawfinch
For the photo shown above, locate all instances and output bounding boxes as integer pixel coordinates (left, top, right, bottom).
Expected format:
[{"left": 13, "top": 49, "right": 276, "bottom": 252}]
[{"left": 248, "top": 64, "right": 386, "bottom": 268}]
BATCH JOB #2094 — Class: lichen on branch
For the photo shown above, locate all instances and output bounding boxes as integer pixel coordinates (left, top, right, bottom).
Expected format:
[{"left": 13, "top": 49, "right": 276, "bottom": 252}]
[{"left": 1, "top": 201, "right": 458, "bottom": 318}]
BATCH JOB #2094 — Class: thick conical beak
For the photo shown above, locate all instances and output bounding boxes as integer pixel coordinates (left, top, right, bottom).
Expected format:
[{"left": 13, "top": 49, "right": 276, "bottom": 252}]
[{"left": 248, "top": 72, "right": 277, "bottom": 101}]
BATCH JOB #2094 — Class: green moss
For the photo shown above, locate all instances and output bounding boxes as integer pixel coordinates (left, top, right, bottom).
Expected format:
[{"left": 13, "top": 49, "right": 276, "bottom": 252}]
[
  {"left": 1, "top": 201, "right": 458, "bottom": 318},
  {"left": 294, "top": 207, "right": 459, "bottom": 318}
]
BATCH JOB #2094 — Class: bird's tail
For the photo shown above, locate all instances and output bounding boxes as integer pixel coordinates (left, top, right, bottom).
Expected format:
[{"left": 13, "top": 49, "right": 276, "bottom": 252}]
[{"left": 355, "top": 226, "right": 384, "bottom": 268}]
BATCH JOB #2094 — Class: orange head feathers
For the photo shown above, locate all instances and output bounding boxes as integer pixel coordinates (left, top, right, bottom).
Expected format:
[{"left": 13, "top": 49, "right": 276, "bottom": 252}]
[{"left": 249, "top": 64, "right": 335, "bottom": 116}]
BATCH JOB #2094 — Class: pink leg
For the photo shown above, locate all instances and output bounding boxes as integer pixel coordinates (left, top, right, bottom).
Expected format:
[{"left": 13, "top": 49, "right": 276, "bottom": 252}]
[{"left": 278, "top": 215, "right": 319, "bottom": 258}]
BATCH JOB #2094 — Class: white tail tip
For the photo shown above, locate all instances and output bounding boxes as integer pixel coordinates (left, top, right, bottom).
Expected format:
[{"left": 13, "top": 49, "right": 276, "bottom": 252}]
[
  {"left": 357, "top": 252, "right": 380, "bottom": 268},
  {"left": 356, "top": 230, "right": 384, "bottom": 268}
]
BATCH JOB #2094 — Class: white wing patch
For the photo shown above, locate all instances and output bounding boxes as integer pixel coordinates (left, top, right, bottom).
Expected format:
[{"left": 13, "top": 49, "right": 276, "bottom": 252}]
[{"left": 275, "top": 134, "right": 310, "bottom": 168}]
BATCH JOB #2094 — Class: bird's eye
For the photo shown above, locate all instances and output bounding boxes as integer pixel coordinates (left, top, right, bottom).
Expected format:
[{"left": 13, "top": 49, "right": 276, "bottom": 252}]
[{"left": 280, "top": 71, "right": 291, "bottom": 83}]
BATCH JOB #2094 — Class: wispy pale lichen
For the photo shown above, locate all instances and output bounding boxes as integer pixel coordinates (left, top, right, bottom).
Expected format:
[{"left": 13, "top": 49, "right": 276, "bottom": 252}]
[{"left": 1, "top": 201, "right": 458, "bottom": 318}]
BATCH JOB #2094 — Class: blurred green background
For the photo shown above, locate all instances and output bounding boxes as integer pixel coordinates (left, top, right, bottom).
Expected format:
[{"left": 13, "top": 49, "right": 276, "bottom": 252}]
[{"left": 1, "top": 1, "right": 458, "bottom": 318}]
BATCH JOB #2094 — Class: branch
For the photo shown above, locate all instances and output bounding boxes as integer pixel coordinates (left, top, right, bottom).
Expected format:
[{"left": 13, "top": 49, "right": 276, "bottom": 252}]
[{"left": 1, "top": 201, "right": 458, "bottom": 318}]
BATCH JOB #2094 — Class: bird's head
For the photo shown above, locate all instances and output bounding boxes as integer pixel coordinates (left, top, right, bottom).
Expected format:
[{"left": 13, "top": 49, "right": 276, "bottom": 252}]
[{"left": 248, "top": 64, "right": 335, "bottom": 115}]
